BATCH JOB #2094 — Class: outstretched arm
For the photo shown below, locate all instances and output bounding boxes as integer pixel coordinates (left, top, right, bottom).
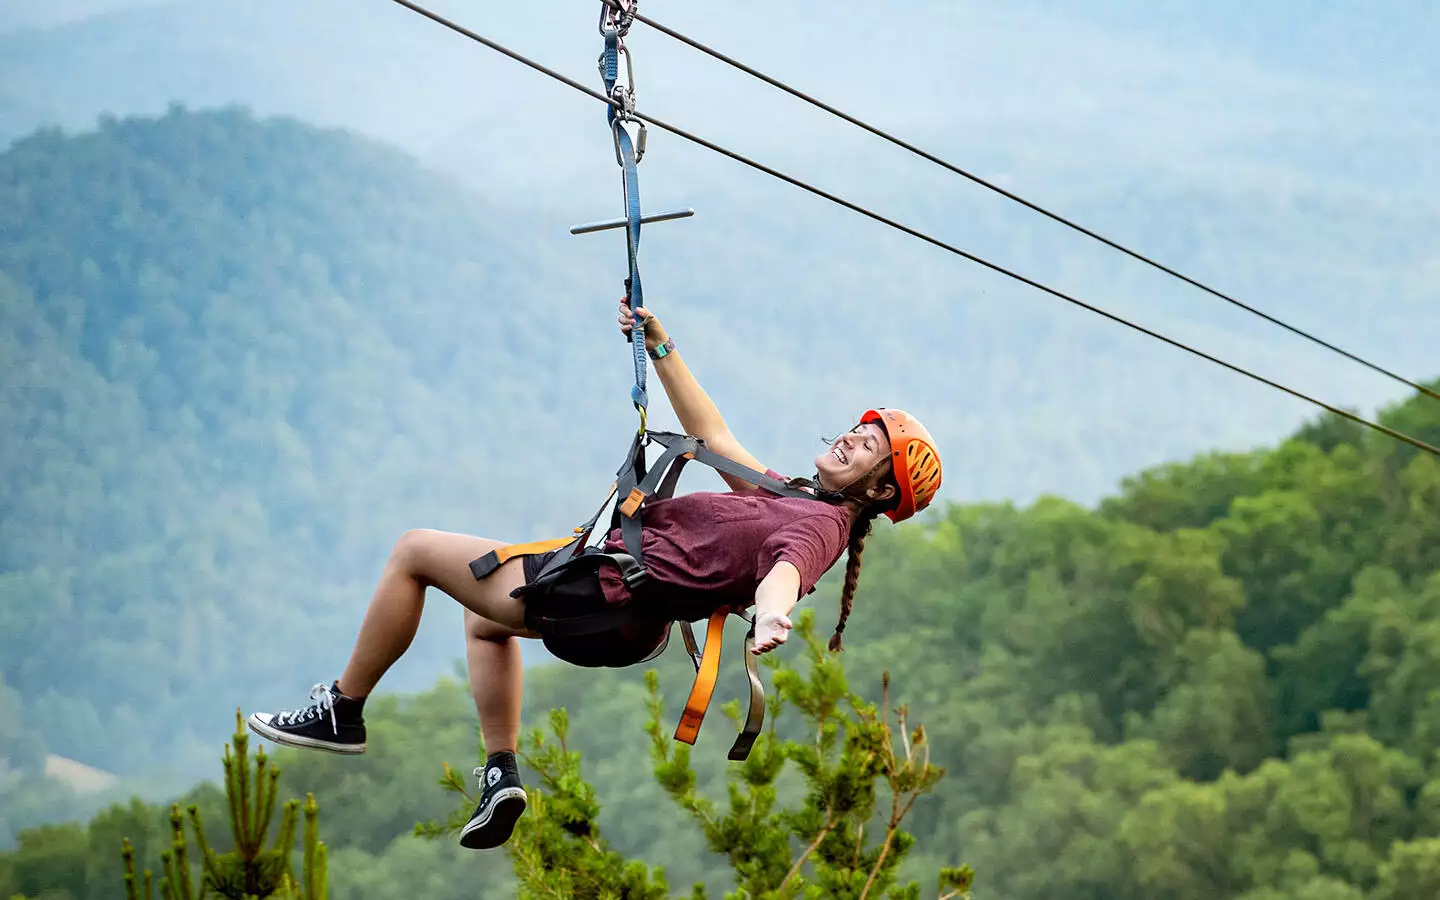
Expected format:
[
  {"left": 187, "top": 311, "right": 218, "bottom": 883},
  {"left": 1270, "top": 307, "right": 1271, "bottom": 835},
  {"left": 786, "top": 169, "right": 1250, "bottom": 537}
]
[
  {"left": 751, "top": 561, "right": 800, "bottom": 655},
  {"left": 619, "top": 300, "right": 767, "bottom": 491}
]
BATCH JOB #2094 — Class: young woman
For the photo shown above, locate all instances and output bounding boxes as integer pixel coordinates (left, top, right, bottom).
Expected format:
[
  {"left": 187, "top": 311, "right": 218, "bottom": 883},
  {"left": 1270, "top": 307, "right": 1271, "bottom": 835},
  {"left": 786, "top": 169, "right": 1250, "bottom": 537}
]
[{"left": 245, "top": 300, "right": 942, "bottom": 850}]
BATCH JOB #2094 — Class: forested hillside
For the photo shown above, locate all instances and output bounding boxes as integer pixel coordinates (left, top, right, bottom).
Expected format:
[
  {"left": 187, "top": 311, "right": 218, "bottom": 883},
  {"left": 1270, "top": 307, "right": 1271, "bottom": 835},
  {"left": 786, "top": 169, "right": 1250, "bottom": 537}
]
[
  {"left": 5, "top": 102, "right": 1440, "bottom": 895},
  {"left": 0, "top": 105, "right": 635, "bottom": 800},
  {"left": 5, "top": 385, "right": 1440, "bottom": 898}
]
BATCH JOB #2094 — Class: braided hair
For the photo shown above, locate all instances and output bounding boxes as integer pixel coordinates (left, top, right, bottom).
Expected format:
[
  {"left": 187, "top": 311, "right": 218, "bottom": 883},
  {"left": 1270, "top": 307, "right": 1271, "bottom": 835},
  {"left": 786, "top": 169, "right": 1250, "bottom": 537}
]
[{"left": 829, "top": 505, "right": 884, "bottom": 652}]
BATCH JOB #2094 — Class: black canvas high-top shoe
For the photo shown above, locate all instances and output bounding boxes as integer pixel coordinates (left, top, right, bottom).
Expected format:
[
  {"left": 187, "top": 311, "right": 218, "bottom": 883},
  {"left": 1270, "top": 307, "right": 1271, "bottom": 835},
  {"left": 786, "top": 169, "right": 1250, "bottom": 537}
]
[
  {"left": 247, "top": 681, "right": 366, "bottom": 754},
  {"left": 459, "top": 750, "right": 528, "bottom": 849}
]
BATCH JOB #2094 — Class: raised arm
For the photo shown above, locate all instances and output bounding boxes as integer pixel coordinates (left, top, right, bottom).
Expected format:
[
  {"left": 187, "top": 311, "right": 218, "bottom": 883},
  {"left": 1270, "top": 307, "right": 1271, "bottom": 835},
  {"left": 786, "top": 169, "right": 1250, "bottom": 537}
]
[{"left": 619, "top": 300, "right": 768, "bottom": 491}]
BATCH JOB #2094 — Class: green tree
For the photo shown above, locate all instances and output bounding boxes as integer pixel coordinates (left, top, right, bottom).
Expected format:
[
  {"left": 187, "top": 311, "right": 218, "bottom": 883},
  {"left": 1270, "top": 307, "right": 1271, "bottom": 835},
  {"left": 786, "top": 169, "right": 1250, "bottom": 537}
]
[
  {"left": 4, "top": 821, "right": 89, "bottom": 900},
  {"left": 957, "top": 728, "right": 1174, "bottom": 900},
  {"left": 120, "top": 711, "right": 328, "bottom": 900},
  {"left": 421, "top": 613, "right": 973, "bottom": 899},
  {"left": 1371, "top": 838, "right": 1440, "bottom": 900},
  {"left": 1129, "top": 628, "right": 1276, "bottom": 780}
]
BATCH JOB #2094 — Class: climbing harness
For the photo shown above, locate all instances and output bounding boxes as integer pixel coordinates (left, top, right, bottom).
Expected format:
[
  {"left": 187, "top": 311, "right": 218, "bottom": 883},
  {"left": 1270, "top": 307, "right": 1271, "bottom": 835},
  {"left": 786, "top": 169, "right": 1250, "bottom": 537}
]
[
  {"left": 469, "top": 1, "right": 781, "bottom": 761},
  {"left": 471, "top": 430, "right": 822, "bottom": 759}
]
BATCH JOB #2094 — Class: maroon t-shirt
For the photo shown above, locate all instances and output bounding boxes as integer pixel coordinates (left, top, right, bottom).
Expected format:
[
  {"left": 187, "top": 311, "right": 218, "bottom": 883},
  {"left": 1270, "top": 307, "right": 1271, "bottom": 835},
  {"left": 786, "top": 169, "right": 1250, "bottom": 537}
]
[{"left": 596, "top": 469, "right": 853, "bottom": 618}]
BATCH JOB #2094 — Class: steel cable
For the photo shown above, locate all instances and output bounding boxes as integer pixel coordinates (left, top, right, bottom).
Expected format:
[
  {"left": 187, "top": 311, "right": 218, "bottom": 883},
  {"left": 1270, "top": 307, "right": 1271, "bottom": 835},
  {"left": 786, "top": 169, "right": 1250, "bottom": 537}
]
[{"left": 382, "top": 0, "right": 1440, "bottom": 459}]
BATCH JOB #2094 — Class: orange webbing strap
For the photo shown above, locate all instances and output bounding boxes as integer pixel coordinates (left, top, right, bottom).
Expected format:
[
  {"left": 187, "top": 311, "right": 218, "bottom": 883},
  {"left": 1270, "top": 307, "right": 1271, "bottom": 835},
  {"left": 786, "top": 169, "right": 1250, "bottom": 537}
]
[
  {"left": 469, "top": 536, "right": 576, "bottom": 581},
  {"left": 673, "top": 608, "right": 730, "bottom": 746}
]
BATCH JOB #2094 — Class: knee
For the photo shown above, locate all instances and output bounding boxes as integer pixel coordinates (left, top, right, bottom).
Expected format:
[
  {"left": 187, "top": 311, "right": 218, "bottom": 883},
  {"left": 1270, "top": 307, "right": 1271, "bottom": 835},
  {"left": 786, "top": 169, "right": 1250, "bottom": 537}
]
[
  {"left": 465, "top": 609, "right": 517, "bottom": 643},
  {"left": 390, "top": 528, "right": 440, "bottom": 572}
]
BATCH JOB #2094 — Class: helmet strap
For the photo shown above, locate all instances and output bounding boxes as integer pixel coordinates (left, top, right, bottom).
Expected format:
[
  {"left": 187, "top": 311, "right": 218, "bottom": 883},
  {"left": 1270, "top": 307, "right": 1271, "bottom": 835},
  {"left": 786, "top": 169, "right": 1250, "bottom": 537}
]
[{"left": 806, "top": 458, "right": 891, "bottom": 508}]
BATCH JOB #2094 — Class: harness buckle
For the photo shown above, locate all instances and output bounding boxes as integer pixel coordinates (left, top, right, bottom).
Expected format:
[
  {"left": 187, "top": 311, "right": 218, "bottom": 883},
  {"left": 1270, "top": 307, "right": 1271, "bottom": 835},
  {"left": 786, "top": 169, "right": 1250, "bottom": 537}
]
[{"left": 622, "top": 567, "right": 649, "bottom": 590}]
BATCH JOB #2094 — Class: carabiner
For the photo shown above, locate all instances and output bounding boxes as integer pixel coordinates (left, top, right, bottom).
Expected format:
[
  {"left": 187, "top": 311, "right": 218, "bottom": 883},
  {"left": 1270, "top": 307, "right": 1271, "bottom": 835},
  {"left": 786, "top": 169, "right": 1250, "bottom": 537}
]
[
  {"left": 598, "top": 0, "right": 636, "bottom": 37},
  {"left": 620, "top": 38, "right": 638, "bottom": 106},
  {"left": 612, "top": 116, "right": 647, "bottom": 166},
  {"left": 597, "top": 37, "right": 637, "bottom": 117}
]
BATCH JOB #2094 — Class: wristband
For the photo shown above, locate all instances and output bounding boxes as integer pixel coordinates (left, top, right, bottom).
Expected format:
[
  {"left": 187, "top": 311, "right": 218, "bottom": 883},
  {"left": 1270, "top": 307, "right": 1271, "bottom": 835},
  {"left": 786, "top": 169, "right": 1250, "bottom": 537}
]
[{"left": 647, "top": 338, "right": 676, "bottom": 360}]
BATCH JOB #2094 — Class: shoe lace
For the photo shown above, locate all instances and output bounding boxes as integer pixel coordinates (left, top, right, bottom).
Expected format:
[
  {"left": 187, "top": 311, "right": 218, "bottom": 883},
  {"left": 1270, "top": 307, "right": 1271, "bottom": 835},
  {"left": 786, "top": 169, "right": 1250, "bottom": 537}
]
[{"left": 273, "top": 683, "right": 337, "bottom": 733}]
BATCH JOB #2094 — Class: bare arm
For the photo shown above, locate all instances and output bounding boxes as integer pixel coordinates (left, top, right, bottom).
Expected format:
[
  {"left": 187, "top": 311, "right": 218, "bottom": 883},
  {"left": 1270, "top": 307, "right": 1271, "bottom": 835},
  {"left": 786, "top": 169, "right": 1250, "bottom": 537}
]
[
  {"left": 751, "top": 561, "right": 800, "bottom": 655},
  {"left": 620, "top": 301, "right": 767, "bottom": 490}
]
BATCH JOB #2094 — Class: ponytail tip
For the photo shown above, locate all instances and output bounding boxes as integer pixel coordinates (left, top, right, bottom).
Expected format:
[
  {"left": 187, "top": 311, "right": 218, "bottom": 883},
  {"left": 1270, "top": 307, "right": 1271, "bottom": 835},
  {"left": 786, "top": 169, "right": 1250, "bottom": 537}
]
[{"left": 828, "top": 632, "right": 845, "bottom": 653}]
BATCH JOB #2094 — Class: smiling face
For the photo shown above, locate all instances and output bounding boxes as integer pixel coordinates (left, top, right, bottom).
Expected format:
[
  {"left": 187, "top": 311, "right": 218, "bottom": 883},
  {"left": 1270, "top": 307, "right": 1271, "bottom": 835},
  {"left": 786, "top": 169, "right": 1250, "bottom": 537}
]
[{"left": 814, "top": 421, "right": 897, "bottom": 502}]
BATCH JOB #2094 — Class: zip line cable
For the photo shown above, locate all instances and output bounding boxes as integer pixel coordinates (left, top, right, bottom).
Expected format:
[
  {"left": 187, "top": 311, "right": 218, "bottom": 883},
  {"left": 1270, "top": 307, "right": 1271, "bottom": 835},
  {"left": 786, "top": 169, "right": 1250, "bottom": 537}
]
[
  {"left": 382, "top": 0, "right": 1440, "bottom": 460},
  {"left": 600, "top": 0, "right": 1440, "bottom": 406}
]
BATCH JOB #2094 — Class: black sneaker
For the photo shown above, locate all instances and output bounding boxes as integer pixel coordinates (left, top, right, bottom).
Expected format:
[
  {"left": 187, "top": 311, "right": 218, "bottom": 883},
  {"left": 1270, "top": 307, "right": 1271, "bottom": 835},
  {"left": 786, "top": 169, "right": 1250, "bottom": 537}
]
[
  {"left": 246, "top": 681, "right": 366, "bottom": 755},
  {"left": 459, "top": 751, "right": 527, "bottom": 849}
]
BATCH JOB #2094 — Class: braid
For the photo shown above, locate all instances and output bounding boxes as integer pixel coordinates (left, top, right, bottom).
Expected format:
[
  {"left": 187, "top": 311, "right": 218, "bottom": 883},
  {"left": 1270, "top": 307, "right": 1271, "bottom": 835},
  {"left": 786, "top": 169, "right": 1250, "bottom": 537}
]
[
  {"left": 829, "top": 508, "right": 880, "bottom": 652},
  {"left": 795, "top": 435, "right": 898, "bottom": 652}
]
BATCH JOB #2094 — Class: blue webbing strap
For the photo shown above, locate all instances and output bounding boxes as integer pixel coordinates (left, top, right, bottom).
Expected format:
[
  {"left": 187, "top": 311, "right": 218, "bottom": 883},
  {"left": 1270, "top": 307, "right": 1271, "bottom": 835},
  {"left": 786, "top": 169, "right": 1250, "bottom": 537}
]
[
  {"left": 618, "top": 126, "right": 647, "bottom": 418},
  {"left": 602, "top": 29, "right": 620, "bottom": 108},
  {"left": 601, "top": 25, "right": 648, "bottom": 424}
]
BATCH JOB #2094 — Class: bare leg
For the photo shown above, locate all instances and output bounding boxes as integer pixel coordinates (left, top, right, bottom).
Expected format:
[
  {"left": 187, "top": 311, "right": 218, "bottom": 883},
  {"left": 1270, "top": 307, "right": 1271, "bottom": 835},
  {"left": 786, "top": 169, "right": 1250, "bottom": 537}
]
[
  {"left": 459, "top": 610, "right": 531, "bottom": 852},
  {"left": 465, "top": 611, "right": 525, "bottom": 754},
  {"left": 336, "top": 529, "right": 536, "bottom": 699},
  {"left": 247, "top": 529, "right": 539, "bottom": 760}
]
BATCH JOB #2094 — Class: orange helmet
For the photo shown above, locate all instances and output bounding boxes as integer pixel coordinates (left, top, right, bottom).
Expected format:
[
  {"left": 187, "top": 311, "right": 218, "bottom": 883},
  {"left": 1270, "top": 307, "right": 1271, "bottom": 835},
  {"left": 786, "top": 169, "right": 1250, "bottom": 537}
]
[{"left": 860, "top": 408, "right": 942, "bottom": 522}]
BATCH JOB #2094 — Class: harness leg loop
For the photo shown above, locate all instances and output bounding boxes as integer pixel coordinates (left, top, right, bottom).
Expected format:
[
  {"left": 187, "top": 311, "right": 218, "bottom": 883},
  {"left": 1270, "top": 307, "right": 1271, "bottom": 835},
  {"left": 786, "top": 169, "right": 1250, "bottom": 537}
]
[{"left": 674, "top": 608, "right": 729, "bottom": 746}]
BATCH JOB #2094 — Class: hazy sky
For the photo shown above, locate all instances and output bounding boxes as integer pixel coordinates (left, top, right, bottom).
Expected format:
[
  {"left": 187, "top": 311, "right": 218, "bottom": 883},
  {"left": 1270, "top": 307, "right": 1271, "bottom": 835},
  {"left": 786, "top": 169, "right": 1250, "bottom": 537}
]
[
  {"left": 340, "top": 0, "right": 1440, "bottom": 478},
  {"left": 6, "top": 0, "right": 1438, "bottom": 504},
  {"left": 12, "top": 0, "right": 1433, "bottom": 210}
]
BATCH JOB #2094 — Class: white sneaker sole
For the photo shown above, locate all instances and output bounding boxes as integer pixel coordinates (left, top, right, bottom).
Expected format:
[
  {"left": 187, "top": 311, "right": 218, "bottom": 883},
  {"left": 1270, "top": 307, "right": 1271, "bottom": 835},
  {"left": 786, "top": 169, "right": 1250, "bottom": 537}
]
[
  {"left": 459, "top": 787, "right": 528, "bottom": 849},
  {"left": 246, "top": 713, "right": 367, "bottom": 755}
]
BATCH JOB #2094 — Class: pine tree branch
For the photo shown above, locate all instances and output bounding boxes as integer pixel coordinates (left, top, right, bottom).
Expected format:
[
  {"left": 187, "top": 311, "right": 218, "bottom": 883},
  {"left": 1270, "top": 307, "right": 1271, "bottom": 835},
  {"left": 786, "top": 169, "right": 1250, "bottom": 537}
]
[
  {"left": 184, "top": 806, "right": 220, "bottom": 880},
  {"left": 223, "top": 750, "right": 243, "bottom": 861},
  {"left": 859, "top": 777, "right": 906, "bottom": 900},
  {"left": 236, "top": 735, "right": 254, "bottom": 852},
  {"left": 260, "top": 767, "right": 282, "bottom": 852},
  {"left": 122, "top": 838, "right": 145, "bottom": 900},
  {"left": 858, "top": 825, "right": 898, "bottom": 900},
  {"left": 895, "top": 790, "right": 923, "bottom": 827},
  {"left": 172, "top": 809, "right": 196, "bottom": 900},
  {"left": 780, "top": 806, "right": 836, "bottom": 893}
]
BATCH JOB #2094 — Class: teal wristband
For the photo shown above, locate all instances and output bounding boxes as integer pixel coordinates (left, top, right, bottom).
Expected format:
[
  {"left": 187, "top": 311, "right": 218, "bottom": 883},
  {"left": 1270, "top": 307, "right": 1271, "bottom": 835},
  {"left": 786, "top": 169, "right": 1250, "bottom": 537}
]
[{"left": 648, "top": 338, "right": 675, "bottom": 360}]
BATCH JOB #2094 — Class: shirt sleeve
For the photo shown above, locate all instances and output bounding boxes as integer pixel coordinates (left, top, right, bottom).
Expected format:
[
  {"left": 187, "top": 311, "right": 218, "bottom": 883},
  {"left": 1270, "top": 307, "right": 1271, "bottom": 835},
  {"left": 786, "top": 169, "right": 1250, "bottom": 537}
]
[{"left": 757, "top": 511, "right": 851, "bottom": 595}]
